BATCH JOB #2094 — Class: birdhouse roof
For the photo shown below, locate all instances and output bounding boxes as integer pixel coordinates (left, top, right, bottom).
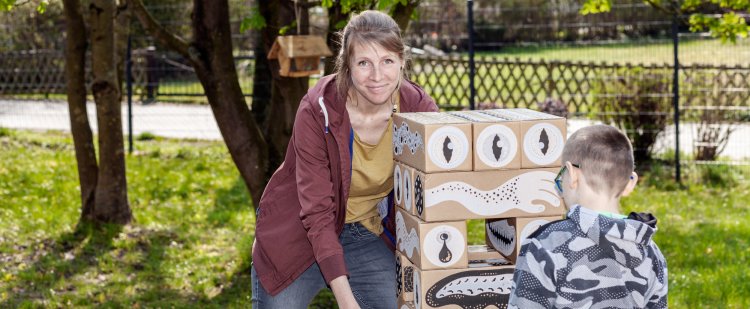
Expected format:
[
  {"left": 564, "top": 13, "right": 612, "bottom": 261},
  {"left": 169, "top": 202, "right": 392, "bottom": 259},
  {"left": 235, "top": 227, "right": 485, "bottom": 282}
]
[{"left": 268, "top": 35, "right": 333, "bottom": 60}]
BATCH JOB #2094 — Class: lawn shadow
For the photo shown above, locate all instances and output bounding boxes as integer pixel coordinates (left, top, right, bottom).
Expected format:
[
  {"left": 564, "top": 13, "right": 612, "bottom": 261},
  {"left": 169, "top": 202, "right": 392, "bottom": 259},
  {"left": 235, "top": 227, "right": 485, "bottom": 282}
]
[
  {"left": 208, "top": 177, "right": 253, "bottom": 228},
  {"left": 0, "top": 222, "right": 208, "bottom": 307}
]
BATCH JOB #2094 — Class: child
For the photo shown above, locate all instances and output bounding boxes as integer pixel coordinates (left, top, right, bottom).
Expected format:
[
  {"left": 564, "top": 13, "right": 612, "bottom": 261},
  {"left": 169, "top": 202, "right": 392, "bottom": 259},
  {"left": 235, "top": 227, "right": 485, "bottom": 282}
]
[{"left": 508, "top": 124, "right": 668, "bottom": 308}]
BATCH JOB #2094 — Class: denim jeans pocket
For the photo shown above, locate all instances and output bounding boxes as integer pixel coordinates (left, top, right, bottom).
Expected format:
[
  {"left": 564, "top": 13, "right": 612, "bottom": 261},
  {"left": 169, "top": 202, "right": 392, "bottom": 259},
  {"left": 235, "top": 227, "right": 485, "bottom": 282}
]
[{"left": 349, "top": 222, "right": 378, "bottom": 241}]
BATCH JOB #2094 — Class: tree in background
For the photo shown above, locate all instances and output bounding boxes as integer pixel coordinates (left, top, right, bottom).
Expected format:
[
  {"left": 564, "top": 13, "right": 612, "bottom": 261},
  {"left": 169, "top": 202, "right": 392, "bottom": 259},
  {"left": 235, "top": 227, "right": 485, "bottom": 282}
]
[
  {"left": 581, "top": 0, "right": 749, "bottom": 43},
  {"left": 1, "top": 0, "right": 133, "bottom": 225},
  {"left": 129, "top": 0, "right": 421, "bottom": 209}
]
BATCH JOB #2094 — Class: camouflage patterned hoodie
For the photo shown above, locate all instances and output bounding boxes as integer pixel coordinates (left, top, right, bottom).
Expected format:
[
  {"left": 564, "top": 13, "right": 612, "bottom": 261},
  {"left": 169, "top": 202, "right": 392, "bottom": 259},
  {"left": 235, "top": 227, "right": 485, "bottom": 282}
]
[{"left": 509, "top": 205, "right": 668, "bottom": 308}]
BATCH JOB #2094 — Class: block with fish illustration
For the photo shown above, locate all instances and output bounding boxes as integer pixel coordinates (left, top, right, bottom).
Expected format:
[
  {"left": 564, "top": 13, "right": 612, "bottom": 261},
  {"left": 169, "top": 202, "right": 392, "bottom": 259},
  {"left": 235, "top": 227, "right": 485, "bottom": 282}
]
[
  {"left": 394, "top": 161, "right": 419, "bottom": 215},
  {"left": 448, "top": 110, "right": 522, "bottom": 171},
  {"left": 412, "top": 167, "right": 564, "bottom": 222},
  {"left": 412, "top": 261, "right": 516, "bottom": 309},
  {"left": 479, "top": 108, "right": 566, "bottom": 169},
  {"left": 396, "top": 208, "right": 468, "bottom": 270},
  {"left": 397, "top": 251, "right": 417, "bottom": 303},
  {"left": 485, "top": 215, "right": 563, "bottom": 263},
  {"left": 393, "top": 112, "right": 473, "bottom": 173}
]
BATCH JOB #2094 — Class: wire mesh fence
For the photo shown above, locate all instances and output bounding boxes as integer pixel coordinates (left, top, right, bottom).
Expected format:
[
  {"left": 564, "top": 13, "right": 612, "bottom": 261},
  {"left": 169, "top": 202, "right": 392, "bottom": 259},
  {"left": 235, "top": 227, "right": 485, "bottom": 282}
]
[{"left": 0, "top": 0, "right": 748, "bottom": 185}]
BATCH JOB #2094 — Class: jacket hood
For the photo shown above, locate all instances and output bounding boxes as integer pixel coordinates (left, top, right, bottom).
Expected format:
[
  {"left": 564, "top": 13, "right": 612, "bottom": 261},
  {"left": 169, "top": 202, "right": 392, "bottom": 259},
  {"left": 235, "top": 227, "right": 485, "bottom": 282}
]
[{"left": 568, "top": 205, "right": 658, "bottom": 265}]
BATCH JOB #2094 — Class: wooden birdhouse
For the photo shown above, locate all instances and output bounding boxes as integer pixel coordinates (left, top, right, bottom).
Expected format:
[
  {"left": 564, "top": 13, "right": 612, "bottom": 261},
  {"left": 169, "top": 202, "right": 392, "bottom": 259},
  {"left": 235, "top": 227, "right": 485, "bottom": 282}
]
[{"left": 267, "top": 35, "right": 332, "bottom": 77}]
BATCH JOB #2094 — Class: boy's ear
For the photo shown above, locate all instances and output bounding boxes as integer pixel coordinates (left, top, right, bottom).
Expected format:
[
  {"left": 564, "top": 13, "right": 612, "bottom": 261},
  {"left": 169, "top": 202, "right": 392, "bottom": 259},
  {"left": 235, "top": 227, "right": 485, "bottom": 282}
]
[
  {"left": 620, "top": 172, "right": 638, "bottom": 197},
  {"left": 566, "top": 161, "right": 580, "bottom": 191}
]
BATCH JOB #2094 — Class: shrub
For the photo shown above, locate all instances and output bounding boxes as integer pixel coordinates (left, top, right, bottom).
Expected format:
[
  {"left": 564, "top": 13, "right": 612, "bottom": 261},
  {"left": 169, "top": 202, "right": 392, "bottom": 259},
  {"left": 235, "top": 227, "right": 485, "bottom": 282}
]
[{"left": 592, "top": 66, "right": 671, "bottom": 164}]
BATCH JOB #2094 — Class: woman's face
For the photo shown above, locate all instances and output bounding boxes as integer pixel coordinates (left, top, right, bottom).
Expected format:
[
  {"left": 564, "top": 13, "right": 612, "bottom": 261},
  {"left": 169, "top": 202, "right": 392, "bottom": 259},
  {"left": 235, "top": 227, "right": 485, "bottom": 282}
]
[{"left": 349, "top": 42, "right": 403, "bottom": 107}]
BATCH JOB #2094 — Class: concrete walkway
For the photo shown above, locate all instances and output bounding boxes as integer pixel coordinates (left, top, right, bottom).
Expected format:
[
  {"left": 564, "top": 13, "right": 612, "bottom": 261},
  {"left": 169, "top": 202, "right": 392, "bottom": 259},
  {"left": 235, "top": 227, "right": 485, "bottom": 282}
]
[{"left": 1, "top": 99, "right": 747, "bottom": 160}]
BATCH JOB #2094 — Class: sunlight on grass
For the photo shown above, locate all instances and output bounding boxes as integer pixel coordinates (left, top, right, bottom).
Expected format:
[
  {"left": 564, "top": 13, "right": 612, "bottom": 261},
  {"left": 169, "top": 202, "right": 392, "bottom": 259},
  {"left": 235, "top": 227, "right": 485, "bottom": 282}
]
[{"left": 1, "top": 129, "right": 749, "bottom": 307}]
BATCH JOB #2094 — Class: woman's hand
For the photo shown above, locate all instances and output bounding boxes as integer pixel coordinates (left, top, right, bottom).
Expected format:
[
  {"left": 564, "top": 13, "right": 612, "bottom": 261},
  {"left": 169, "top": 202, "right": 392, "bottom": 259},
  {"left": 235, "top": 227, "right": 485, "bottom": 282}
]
[{"left": 330, "top": 275, "right": 362, "bottom": 309}]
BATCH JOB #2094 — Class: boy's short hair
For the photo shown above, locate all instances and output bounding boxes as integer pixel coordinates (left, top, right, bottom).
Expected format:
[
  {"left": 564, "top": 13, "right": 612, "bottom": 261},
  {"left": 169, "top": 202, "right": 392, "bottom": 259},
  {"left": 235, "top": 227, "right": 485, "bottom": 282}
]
[{"left": 562, "top": 124, "right": 634, "bottom": 197}]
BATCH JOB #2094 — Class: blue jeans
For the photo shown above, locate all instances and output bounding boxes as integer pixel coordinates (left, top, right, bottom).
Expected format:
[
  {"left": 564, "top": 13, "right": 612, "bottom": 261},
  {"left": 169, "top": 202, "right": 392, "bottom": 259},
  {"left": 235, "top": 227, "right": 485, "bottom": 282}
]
[{"left": 251, "top": 222, "right": 397, "bottom": 309}]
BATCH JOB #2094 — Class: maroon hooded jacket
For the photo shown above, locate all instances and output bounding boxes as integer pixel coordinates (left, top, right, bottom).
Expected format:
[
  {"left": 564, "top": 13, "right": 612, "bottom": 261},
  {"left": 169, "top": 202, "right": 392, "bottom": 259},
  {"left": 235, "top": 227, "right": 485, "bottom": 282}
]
[{"left": 252, "top": 74, "right": 437, "bottom": 296}]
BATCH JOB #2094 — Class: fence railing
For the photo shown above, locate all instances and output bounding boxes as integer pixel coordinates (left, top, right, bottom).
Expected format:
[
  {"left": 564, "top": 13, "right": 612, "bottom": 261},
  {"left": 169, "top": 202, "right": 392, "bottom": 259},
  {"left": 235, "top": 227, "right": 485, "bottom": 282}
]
[
  {"left": 410, "top": 56, "right": 750, "bottom": 112},
  {"left": 1, "top": 50, "right": 748, "bottom": 170}
]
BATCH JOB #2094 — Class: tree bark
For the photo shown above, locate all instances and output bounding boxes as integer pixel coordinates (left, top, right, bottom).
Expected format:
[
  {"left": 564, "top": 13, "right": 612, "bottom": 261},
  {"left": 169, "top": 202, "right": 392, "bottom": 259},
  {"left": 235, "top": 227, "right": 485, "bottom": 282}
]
[
  {"left": 260, "top": 0, "right": 309, "bottom": 172},
  {"left": 390, "top": 0, "right": 420, "bottom": 34},
  {"left": 89, "top": 0, "right": 132, "bottom": 224},
  {"left": 114, "top": 0, "right": 132, "bottom": 102},
  {"left": 189, "top": 0, "right": 270, "bottom": 208},
  {"left": 62, "top": 0, "right": 99, "bottom": 222}
]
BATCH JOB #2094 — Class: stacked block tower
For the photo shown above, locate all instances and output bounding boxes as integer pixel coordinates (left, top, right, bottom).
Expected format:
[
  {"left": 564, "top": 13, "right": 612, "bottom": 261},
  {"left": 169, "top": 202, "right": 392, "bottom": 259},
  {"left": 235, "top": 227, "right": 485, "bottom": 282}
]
[{"left": 392, "top": 109, "right": 567, "bottom": 309}]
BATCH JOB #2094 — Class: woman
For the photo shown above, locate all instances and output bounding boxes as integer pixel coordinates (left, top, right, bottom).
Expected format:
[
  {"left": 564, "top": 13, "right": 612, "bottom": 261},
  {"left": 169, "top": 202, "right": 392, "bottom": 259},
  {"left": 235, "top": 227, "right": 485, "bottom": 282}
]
[{"left": 251, "top": 10, "right": 438, "bottom": 309}]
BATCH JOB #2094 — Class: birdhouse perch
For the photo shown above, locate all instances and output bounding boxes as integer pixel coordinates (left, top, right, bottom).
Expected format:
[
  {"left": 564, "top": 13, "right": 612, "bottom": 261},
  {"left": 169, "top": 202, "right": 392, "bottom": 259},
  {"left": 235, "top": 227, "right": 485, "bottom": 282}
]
[{"left": 267, "top": 35, "right": 333, "bottom": 77}]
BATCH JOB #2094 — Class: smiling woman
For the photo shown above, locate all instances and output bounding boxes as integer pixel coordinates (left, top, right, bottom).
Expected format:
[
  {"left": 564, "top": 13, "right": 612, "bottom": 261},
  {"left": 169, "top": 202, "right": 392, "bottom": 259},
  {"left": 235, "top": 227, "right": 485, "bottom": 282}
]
[{"left": 250, "top": 10, "right": 438, "bottom": 309}]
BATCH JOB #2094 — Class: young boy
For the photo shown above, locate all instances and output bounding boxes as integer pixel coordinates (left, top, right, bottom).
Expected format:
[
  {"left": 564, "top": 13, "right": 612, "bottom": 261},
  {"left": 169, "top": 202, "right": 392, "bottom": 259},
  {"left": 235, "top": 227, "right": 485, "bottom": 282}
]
[{"left": 508, "top": 124, "right": 668, "bottom": 308}]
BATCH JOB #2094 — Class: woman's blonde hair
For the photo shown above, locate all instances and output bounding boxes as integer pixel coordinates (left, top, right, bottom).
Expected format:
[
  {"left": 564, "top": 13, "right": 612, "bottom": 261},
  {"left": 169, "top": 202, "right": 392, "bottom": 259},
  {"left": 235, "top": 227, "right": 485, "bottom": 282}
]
[{"left": 333, "top": 10, "right": 410, "bottom": 100}]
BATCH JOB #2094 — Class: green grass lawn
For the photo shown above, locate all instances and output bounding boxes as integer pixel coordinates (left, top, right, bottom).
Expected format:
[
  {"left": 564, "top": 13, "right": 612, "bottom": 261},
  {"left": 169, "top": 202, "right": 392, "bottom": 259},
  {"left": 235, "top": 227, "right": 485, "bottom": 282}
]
[
  {"left": 479, "top": 37, "right": 750, "bottom": 66},
  {"left": 1, "top": 129, "right": 749, "bottom": 307}
]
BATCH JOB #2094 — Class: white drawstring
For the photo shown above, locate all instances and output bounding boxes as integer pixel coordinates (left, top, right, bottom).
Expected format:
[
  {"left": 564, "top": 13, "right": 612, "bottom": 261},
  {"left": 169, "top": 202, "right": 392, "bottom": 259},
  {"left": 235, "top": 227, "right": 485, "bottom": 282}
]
[{"left": 318, "top": 97, "right": 329, "bottom": 134}]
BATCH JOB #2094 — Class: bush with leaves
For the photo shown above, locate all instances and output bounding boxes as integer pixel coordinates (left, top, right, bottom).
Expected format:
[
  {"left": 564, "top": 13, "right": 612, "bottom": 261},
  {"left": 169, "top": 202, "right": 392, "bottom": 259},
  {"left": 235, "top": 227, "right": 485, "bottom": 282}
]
[{"left": 592, "top": 66, "right": 671, "bottom": 164}]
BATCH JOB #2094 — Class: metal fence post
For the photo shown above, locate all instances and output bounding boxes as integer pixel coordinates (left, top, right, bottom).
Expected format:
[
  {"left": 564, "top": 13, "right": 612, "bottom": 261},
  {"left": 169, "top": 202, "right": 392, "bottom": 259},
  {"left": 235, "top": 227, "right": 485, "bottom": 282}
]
[
  {"left": 467, "top": 0, "right": 476, "bottom": 110},
  {"left": 127, "top": 35, "right": 134, "bottom": 154},
  {"left": 672, "top": 13, "right": 681, "bottom": 184}
]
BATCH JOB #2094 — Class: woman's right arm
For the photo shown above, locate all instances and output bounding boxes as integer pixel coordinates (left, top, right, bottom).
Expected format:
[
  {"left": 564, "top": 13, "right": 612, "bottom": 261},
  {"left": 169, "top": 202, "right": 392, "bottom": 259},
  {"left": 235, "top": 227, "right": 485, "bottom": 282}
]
[{"left": 292, "top": 99, "right": 351, "bottom": 288}]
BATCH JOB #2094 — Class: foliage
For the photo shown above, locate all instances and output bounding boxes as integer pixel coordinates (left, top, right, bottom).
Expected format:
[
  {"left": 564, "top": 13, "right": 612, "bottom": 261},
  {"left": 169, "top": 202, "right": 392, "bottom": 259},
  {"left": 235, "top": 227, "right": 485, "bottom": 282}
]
[
  {"left": 590, "top": 66, "right": 672, "bottom": 164},
  {"left": 581, "top": 0, "right": 750, "bottom": 43}
]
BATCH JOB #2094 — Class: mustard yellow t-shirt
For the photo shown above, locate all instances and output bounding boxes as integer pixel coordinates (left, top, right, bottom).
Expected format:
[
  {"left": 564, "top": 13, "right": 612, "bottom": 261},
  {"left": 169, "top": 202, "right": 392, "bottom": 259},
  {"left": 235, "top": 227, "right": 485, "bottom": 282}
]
[{"left": 345, "top": 117, "right": 395, "bottom": 235}]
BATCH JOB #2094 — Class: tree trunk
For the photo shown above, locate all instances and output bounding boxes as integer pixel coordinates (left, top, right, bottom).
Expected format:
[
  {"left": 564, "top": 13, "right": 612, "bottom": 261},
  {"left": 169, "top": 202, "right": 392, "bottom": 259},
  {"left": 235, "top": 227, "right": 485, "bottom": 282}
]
[
  {"left": 190, "top": 0, "right": 269, "bottom": 208},
  {"left": 390, "top": 0, "right": 420, "bottom": 34},
  {"left": 114, "top": 0, "right": 132, "bottom": 102},
  {"left": 260, "top": 0, "right": 309, "bottom": 172},
  {"left": 62, "top": 0, "right": 99, "bottom": 222},
  {"left": 89, "top": 0, "right": 132, "bottom": 224},
  {"left": 324, "top": 4, "right": 346, "bottom": 75}
]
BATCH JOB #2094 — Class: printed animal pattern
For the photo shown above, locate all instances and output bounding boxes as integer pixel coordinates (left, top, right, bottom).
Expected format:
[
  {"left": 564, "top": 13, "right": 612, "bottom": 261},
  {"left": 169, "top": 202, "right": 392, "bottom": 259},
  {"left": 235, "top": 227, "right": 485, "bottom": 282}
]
[
  {"left": 396, "top": 211, "right": 420, "bottom": 259},
  {"left": 397, "top": 255, "right": 403, "bottom": 297},
  {"left": 486, "top": 219, "right": 516, "bottom": 257},
  {"left": 404, "top": 266, "right": 414, "bottom": 293},
  {"left": 415, "top": 175, "right": 424, "bottom": 215},
  {"left": 403, "top": 170, "right": 413, "bottom": 211},
  {"left": 425, "top": 171, "right": 560, "bottom": 217},
  {"left": 476, "top": 124, "right": 517, "bottom": 168},
  {"left": 522, "top": 123, "right": 563, "bottom": 166},
  {"left": 424, "top": 225, "right": 465, "bottom": 268},
  {"left": 424, "top": 269, "right": 514, "bottom": 309},
  {"left": 427, "top": 126, "right": 469, "bottom": 169},
  {"left": 393, "top": 122, "right": 424, "bottom": 155},
  {"left": 394, "top": 165, "right": 402, "bottom": 205}
]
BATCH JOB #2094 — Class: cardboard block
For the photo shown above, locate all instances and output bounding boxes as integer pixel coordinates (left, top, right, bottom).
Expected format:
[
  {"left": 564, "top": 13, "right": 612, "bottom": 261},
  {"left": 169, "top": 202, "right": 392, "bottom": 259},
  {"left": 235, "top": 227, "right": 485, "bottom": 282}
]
[
  {"left": 396, "top": 209, "right": 468, "bottom": 270},
  {"left": 393, "top": 112, "right": 473, "bottom": 173},
  {"left": 486, "top": 215, "right": 563, "bottom": 263},
  {"left": 479, "top": 108, "right": 566, "bottom": 169},
  {"left": 395, "top": 161, "right": 419, "bottom": 215},
  {"left": 413, "top": 262, "right": 516, "bottom": 309},
  {"left": 468, "top": 245, "right": 510, "bottom": 264},
  {"left": 397, "top": 251, "right": 416, "bottom": 302},
  {"left": 399, "top": 300, "right": 417, "bottom": 309},
  {"left": 412, "top": 168, "right": 564, "bottom": 221},
  {"left": 448, "top": 110, "right": 522, "bottom": 171}
]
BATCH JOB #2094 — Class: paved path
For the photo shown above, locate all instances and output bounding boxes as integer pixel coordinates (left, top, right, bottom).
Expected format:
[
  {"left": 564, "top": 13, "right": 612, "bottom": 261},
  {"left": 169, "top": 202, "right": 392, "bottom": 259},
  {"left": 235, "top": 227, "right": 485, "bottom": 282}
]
[
  {"left": 1, "top": 99, "right": 747, "bottom": 160},
  {"left": 0, "top": 100, "right": 221, "bottom": 140}
]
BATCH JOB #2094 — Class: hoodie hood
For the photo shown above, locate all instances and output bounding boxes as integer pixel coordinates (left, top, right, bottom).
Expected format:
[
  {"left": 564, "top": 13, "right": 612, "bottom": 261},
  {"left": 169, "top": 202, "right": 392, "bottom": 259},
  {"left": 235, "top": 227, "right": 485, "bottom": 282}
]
[{"left": 568, "top": 205, "right": 658, "bottom": 266}]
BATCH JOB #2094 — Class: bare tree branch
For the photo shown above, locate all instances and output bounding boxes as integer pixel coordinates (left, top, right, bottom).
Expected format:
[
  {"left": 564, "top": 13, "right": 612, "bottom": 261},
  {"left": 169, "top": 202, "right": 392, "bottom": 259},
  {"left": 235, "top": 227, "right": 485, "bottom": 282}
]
[{"left": 128, "top": 0, "right": 193, "bottom": 63}]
